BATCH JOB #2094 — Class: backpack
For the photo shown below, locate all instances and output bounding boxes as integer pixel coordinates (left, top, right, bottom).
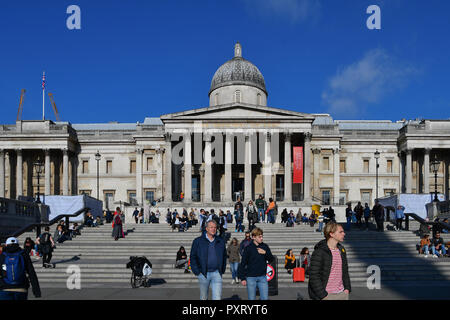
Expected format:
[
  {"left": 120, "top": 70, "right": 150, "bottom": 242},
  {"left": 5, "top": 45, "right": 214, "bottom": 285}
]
[
  {"left": 1, "top": 251, "right": 26, "bottom": 285},
  {"left": 39, "top": 233, "right": 52, "bottom": 255}
]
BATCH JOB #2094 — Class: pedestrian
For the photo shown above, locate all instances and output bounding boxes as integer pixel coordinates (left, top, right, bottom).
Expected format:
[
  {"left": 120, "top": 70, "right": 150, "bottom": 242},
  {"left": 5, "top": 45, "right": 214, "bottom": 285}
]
[
  {"left": 35, "top": 226, "right": 55, "bottom": 268},
  {"left": 354, "top": 202, "right": 364, "bottom": 228},
  {"left": 226, "top": 238, "right": 240, "bottom": 284},
  {"left": 238, "top": 227, "right": 274, "bottom": 300},
  {"left": 112, "top": 207, "right": 124, "bottom": 240},
  {"left": 189, "top": 220, "right": 227, "bottom": 300},
  {"left": 246, "top": 200, "right": 257, "bottom": 231},
  {"left": 239, "top": 232, "right": 252, "bottom": 256},
  {"left": 372, "top": 200, "right": 385, "bottom": 232},
  {"left": 0, "top": 237, "right": 41, "bottom": 300},
  {"left": 284, "top": 249, "right": 296, "bottom": 274},
  {"left": 395, "top": 204, "right": 405, "bottom": 231},
  {"left": 363, "top": 203, "right": 371, "bottom": 230},
  {"left": 266, "top": 198, "right": 276, "bottom": 224},
  {"left": 308, "top": 222, "right": 351, "bottom": 300},
  {"left": 317, "top": 214, "right": 324, "bottom": 233},
  {"left": 255, "top": 195, "right": 266, "bottom": 223},
  {"left": 299, "top": 247, "right": 311, "bottom": 276},
  {"left": 175, "top": 246, "right": 190, "bottom": 273},
  {"left": 345, "top": 203, "right": 352, "bottom": 231},
  {"left": 133, "top": 207, "right": 139, "bottom": 224}
]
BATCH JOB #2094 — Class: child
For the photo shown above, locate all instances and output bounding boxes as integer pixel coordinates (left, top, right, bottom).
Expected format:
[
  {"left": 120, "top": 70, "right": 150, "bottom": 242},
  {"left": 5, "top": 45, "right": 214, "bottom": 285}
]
[
  {"left": 419, "top": 234, "right": 431, "bottom": 257},
  {"left": 299, "top": 247, "right": 311, "bottom": 276}
]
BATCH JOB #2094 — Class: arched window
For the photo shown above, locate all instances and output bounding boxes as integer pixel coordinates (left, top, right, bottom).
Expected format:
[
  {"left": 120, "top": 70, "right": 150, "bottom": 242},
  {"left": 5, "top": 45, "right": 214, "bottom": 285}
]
[
  {"left": 235, "top": 90, "right": 241, "bottom": 103},
  {"left": 257, "top": 93, "right": 262, "bottom": 105}
]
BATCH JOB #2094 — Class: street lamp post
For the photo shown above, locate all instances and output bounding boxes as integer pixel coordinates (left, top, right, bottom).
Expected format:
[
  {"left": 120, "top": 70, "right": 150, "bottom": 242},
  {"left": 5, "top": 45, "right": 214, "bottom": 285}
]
[
  {"left": 374, "top": 150, "right": 380, "bottom": 201},
  {"left": 34, "top": 158, "right": 44, "bottom": 204},
  {"left": 431, "top": 155, "right": 440, "bottom": 202},
  {"left": 95, "top": 151, "right": 101, "bottom": 200}
]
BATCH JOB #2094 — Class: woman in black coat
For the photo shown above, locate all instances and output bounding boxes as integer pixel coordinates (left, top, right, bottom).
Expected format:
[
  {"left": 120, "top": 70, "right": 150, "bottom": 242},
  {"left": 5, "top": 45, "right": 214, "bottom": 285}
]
[{"left": 308, "top": 222, "right": 351, "bottom": 300}]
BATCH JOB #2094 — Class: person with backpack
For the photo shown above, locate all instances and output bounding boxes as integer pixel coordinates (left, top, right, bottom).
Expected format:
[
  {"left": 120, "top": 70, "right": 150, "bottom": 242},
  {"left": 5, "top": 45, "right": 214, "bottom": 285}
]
[
  {"left": 246, "top": 200, "right": 257, "bottom": 231},
  {"left": 132, "top": 207, "right": 139, "bottom": 224},
  {"left": 0, "top": 237, "right": 41, "bottom": 300},
  {"left": 255, "top": 195, "right": 266, "bottom": 223},
  {"left": 35, "top": 226, "right": 55, "bottom": 268}
]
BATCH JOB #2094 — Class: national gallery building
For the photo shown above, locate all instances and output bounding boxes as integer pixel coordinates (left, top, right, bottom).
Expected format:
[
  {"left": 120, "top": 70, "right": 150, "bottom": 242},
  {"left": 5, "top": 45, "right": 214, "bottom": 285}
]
[{"left": 1, "top": 43, "right": 450, "bottom": 210}]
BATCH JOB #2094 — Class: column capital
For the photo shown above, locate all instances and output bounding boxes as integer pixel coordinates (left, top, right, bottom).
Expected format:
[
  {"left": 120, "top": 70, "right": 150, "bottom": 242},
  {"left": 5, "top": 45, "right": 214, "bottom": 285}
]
[
  {"left": 266, "top": 132, "right": 271, "bottom": 142},
  {"left": 44, "top": 148, "right": 51, "bottom": 155},
  {"left": 62, "top": 148, "right": 68, "bottom": 155},
  {"left": 16, "top": 148, "right": 22, "bottom": 155},
  {"left": 156, "top": 147, "right": 164, "bottom": 154},
  {"left": 164, "top": 132, "right": 171, "bottom": 142},
  {"left": 136, "top": 148, "right": 143, "bottom": 154},
  {"left": 203, "top": 133, "right": 212, "bottom": 142},
  {"left": 284, "top": 131, "right": 292, "bottom": 141},
  {"left": 405, "top": 148, "right": 413, "bottom": 155},
  {"left": 424, "top": 148, "right": 432, "bottom": 154},
  {"left": 312, "top": 148, "right": 321, "bottom": 155},
  {"left": 332, "top": 147, "right": 341, "bottom": 155},
  {"left": 304, "top": 132, "right": 312, "bottom": 142}
]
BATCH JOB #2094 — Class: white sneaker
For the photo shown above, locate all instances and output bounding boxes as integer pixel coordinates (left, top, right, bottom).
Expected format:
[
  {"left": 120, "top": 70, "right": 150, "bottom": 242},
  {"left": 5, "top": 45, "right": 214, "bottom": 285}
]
[
  {"left": 432, "top": 255, "right": 438, "bottom": 258},
  {"left": 424, "top": 255, "right": 428, "bottom": 258},
  {"left": 231, "top": 279, "right": 235, "bottom": 284}
]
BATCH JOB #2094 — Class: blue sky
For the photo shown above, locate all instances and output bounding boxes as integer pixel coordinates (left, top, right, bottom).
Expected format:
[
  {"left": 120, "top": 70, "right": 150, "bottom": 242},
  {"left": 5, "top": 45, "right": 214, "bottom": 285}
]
[{"left": 1, "top": 0, "right": 449, "bottom": 123}]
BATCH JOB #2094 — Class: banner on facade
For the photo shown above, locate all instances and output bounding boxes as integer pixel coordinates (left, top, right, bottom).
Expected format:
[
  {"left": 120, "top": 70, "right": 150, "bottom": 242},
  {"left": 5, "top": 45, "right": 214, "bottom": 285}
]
[{"left": 293, "top": 146, "right": 303, "bottom": 184}]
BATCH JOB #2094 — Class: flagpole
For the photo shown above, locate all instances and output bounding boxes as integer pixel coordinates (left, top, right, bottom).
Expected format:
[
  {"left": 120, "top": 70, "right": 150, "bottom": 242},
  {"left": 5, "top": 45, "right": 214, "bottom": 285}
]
[{"left": 42, "top": 71, "right": 45, "bottom": 120}]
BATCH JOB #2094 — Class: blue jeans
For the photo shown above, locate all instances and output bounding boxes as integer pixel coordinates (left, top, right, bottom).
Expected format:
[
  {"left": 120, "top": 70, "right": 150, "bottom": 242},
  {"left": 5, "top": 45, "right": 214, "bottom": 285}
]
[
  {"left": 432, "top": 245, "right": 447, "bottom": 257},
  {"left": 235, "top": 220, "right": 242, "bottom": 232},
  {"left": 422, "top": 245, "right": 429, "bottom": 255},
  {"left": 197, "top": 270, "right": 222, "bottom": 300},
  {"left": 258, "top": 208, "right": 265, "bottom": 222},
  {"left": 0, "top": 291, "right": 28, "bottom": 300},
  {"left": 318, "top": 221, "right": 324, "bottom": 232},
  {"left": 268, "top": 210, "right": 275, "bottom": 224},
  {"left": 230, "top": 262, "right": 239, "bottom": 280},
  {"left": 246, "top": 275, "right": 268, "bottom": 300},
  {"left": 346, "top": 217, "right": 351, "bottom": 231}
]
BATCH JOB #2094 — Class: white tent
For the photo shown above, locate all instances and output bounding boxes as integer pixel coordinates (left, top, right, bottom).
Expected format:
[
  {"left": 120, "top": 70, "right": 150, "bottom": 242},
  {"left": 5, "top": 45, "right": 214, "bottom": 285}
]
[
  {"left": 39, "top": 195, "right": 103, "bottom": 223},
  {"left": 377, "top": 193, "right": 445, "bottom": 220}
]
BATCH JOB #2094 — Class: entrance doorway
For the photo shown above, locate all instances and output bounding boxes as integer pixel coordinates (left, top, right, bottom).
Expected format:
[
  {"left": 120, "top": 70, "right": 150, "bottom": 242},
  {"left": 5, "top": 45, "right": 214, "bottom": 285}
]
[{"left": 232, "top": 178, "right": 244, "bottom": 201}]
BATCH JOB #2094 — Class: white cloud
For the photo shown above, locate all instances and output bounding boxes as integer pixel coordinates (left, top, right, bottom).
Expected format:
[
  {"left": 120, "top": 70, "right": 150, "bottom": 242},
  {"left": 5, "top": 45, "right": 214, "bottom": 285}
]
[
  {"left": 322, "top": 49, "right": 419, "bottom": 117},
  {"left": 244, "top": 0, "right": 321, "bottom": 23}
]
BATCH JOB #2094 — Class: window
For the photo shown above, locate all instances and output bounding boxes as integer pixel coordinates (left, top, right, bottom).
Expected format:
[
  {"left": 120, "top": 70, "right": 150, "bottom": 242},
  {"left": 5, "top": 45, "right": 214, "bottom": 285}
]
[
  {"left": 145, "top": 190, "right": 154, "bottom": 203},
  {"left": 104, "top": 191, "right": 115, "bottom": 209},
  {"left": 257, "top": 93, "right": 262, "bottom": 105},
  {"left": 339, "top": 191, "right": 348, "bottom": 205},
  {"left": 130, "top": 160, "right": 136, "bottom": 174},
  {"left": 147, "top": 157, "right": 153, "bottom": 171},
  {"left": 321, "top": 157, "right": 330, "bottom": 171},
  {"left": 363, "top": 160, "right": 369, "bottom": 173},
  {"left": 340, "top": 160, "right": 346, "bottom": 173},
  {"left": 128, "top": 190, "right": 137, "bottom": 205},
  {"left": 82, "top": 160, "right": 89, "bottom": 174},
  {"left": 322, "top": 190, "right": 331, "bottom": 205},
  {"left": 106, "top": 160, "right": 112, "bottom": 174},
  {"left": 235, "top": 90, "right": 241, "bottom": 103},
  {"left": 387, "top": 160, "right": 393, "bottom": 173},
  {"left": 361, "top": 190, "right": 371, "bottom": 206},
  {"left": 384, "top": 189, "right": 395, "bottom": 196}
]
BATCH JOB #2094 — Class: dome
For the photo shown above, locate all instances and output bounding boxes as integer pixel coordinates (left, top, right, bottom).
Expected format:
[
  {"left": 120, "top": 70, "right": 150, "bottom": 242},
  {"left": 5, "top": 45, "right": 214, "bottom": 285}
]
[{"left": 209, "top": 43, "right": 267, "bottom": 96}]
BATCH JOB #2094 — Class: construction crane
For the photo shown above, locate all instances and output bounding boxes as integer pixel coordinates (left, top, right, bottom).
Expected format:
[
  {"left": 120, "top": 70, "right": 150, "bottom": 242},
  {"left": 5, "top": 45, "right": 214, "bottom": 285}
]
[
  {"left": 16, "top": 89, "right": 26, "bottom": 121},
  {"left": 47, "top": 92, "right": 61, "bottom": 121}
]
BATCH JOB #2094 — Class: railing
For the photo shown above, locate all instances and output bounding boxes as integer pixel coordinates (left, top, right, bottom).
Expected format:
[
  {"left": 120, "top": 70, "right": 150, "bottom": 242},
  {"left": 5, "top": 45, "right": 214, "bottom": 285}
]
[{"left": 404, "top": 213, "right": 450, "bottom": 235}]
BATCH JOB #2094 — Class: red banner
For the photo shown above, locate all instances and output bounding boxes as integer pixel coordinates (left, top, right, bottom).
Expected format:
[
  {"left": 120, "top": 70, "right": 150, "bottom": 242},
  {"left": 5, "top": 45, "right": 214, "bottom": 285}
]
[{"left": 293, "top": 147, "right": 303, "bottom": 184}]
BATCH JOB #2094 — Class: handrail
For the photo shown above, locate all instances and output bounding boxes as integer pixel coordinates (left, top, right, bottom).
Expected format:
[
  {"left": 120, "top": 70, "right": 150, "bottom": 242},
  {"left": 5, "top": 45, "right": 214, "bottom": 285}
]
[
  {"left": 11, "top": 207, "right": 90, "bottom": 240},
  {"left": 404, "top": 213, "right": 450, "bottom": 234}
]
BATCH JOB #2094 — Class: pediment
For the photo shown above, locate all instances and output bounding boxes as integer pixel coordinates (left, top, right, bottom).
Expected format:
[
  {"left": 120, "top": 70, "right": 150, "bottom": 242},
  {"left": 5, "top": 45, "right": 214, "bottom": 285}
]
[{"left": 160, "top": 103, "right": 314, "bottom": 122}]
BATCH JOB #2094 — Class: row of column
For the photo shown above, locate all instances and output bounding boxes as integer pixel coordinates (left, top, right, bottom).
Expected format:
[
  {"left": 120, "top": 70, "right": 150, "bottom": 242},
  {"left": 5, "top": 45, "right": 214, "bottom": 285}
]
[
  {"left": 0, "top": 149, "right": 70, "bottom": 199},
  {"left": 135, "top": 147, "right": 164, "bottom": 206},
  {"left": 403, "top": 148, "right": 435, "bottom": 194},
  {"left": 164, "top": 131, "right": 312, "bottom": 203}
]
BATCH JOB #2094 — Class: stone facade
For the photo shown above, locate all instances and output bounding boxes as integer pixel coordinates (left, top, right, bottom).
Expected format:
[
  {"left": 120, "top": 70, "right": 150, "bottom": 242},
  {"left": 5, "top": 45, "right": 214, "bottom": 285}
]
[{"left": 1, "top": 44, "right": 450, "bottom": 209}]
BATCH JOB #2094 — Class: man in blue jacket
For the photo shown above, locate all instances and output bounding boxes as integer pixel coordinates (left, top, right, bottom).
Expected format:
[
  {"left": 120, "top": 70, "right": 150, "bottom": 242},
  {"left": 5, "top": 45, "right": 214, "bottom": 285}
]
[
  {"left": 190, "top": 220, "right": 227, "bottom": 300},
  {"left": 238, "top": 227, "right": 273, "bottom": 300}
]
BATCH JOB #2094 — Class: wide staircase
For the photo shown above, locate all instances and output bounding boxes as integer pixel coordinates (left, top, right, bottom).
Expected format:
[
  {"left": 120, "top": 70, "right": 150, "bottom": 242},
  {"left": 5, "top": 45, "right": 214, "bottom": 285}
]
[{"left": 17, "top": 220, "right": 450, "bottom": 289}]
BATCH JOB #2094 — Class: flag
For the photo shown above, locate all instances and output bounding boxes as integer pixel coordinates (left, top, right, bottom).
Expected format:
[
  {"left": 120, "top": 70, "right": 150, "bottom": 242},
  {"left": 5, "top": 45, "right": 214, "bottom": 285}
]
[
  {"left": 42, "top": 72, "right": 46, "bottom": 90},
  {"left": 293, "top": 147, "right": 303, "bottom": 184}
]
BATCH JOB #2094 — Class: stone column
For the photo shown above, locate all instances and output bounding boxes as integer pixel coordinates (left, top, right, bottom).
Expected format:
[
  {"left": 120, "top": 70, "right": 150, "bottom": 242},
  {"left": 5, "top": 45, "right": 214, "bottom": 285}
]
[
  {"left": 63, "top": 149, "right": 69, "bottom": 196},
  {"left": 264, "top": 132, "right": 272, "bottom": 200},
  {"left": 244, "top": 133, "right": 252, "bottom": 202},
  {"left": 313, "top": 148, "right": 321, "bottom": 199},
  {"left": 204, "top": 134, "right": 212, "bottom": 203},
  {"left": 398, "top": 151, "right": 404, "bottom": 193},
  {"left": 16, "top": 149, "right": 23, "bottom": 199},
  {"left": 184, "top": 132, "right": 192, "bottom": 202},
  {"left": 44, "top": 149, "right": 51, "bottom": 196},
  {"left": 224, "top": 133, "right": 232, "bottom": 202},
  {"left": 405, "top": 149, "right": 413, "bottom": 193},
  {"left": 333, "top": 148, "right": 340, "bottom": 205},
  {"left": 284, "top": 132, "right": 292, "bottom": 202},
  {"left": 164, "top": 133, "right": 172, "bottom": 202},
  {"left": 424, "top": 148, "right": 431, "bottom": 194},
  {"left": 0, "top": 150, "right": 4, "bottom": 198},
  {"left": 156, "top": 148, "right": 163, "bottom": 200},
  {"left": 304, "top": 133, "right": 312, "bottom": 202},
  {"left": 136, "top": 148, "right": 143, "bottom": 206}
]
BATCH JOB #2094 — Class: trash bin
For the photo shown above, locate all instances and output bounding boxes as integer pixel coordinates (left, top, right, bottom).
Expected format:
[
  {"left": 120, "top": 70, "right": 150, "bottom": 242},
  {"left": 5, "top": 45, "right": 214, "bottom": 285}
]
[{"left": 312, "top": 204, "right": 321, "bottom": 215}]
